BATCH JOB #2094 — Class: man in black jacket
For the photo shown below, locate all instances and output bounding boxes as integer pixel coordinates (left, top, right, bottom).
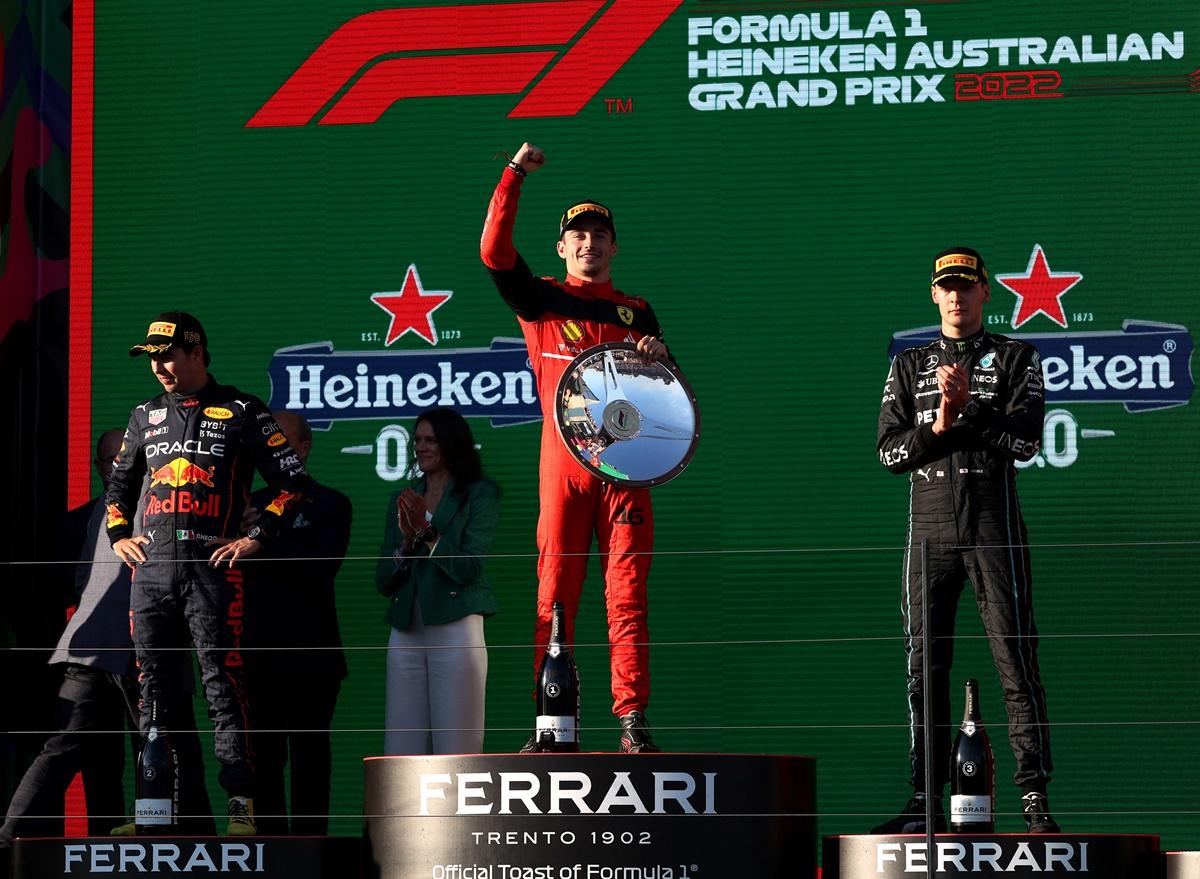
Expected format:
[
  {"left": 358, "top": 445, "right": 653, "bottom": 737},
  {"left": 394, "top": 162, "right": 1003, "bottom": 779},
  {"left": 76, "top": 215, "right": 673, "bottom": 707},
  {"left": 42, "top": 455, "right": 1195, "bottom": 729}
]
[
  {"left": 243, "top": 411, "right": 350, "bottom": 835},
  {"left": 107, "top": 312, "right": 311, "bottom": 835},
  {"left": 1, "top": 431, "right": 214, "bottom": 850},
  {"left": 874, "top": 248, "right": 1058, "bottom": 834}
]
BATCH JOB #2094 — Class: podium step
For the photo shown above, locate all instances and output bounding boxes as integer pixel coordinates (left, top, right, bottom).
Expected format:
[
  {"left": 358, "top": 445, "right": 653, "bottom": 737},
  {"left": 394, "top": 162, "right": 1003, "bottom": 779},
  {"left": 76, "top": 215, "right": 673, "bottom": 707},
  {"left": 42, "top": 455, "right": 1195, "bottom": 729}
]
[
  {"left": 11, "top": 835, "right": 359, "bottom": 878},
  {"left": 1168, "top": 851, "right": 1200, "bottom": 879},
  {"left": 363, "top": 753, "right": 817, "bottom": 879},
  {"left": 824, "top": 833, "right": 1161, "bottom": 877}
]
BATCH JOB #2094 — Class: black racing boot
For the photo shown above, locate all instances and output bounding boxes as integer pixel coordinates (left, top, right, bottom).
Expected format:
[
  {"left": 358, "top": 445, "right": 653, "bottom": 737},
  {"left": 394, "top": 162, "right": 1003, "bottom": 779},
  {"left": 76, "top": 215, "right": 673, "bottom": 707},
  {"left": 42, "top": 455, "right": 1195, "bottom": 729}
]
[
  {"left": 870, "top": 792, "right": 947, "bottom": 834},
  {"left": 618, "top": 711, "right": 660, "bottom": 753},
  {"left": 519, "top": 729, "right": 558, "bottom": 753},
  {"left": 1022, "top": 791, "right": 1061, "bottom": 833}
]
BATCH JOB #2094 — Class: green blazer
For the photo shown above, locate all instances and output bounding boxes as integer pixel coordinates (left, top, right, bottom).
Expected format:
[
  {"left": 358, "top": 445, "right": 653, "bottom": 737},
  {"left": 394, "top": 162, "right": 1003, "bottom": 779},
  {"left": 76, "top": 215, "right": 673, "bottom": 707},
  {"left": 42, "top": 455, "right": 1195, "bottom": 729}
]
[{"left": 375, "top": 477, "right": 500, "bottom": 630}]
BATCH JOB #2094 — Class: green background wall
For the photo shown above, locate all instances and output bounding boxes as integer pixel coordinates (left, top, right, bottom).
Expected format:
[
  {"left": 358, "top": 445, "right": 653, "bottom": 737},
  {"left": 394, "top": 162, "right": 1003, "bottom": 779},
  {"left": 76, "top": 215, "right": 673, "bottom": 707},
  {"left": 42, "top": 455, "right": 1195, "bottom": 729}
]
[{"left": 80, "top": 0, "right": 1199, "bottom": 847}]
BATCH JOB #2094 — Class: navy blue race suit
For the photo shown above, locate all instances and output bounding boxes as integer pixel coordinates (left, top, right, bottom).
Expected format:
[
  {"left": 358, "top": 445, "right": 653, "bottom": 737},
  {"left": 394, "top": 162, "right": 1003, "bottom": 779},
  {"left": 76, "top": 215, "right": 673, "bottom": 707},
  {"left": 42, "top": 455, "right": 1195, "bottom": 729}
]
[{"left": 106, "top": 379, "right": 310, "bottom": 796}]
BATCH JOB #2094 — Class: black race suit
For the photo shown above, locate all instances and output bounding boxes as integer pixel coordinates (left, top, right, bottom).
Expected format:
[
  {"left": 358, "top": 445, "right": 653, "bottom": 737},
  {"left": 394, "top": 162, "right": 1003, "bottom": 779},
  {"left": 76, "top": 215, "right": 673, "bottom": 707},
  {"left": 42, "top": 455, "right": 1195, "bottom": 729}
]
[
  {"left": 877, "top": 328, "right": 1053, "bottom": 792},
  {"left": 105, "top": 378, "right": 310, "bottom": 796}
]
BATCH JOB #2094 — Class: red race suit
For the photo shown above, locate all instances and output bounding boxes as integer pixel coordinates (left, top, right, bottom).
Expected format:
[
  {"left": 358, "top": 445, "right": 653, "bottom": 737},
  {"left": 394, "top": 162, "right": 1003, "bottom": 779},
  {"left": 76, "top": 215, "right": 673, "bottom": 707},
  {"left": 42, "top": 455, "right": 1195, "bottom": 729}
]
[{"left": 482, "top": 167, "right": 666, "bottom": 716}]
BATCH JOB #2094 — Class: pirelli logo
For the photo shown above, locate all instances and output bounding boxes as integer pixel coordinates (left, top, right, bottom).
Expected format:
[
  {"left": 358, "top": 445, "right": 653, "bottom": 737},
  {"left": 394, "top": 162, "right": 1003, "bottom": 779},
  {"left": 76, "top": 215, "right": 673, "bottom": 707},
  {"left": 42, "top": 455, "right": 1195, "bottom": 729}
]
[
  {"left": 566, "top": 203, "right": 611, "bottom": 222},
  {"left": 936, "top": 254, "right": 979, "bottom": 271},
  {"left": 147, "top": 321, "right": 177, "bottom": 337}
]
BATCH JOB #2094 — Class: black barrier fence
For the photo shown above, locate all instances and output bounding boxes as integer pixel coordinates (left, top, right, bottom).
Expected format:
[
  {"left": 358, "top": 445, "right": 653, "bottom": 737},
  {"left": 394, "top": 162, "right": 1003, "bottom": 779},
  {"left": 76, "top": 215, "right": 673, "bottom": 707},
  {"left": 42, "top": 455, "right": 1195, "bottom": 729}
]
[{"left": 1, "top": 540, "right": 1198, "bottom": 853}]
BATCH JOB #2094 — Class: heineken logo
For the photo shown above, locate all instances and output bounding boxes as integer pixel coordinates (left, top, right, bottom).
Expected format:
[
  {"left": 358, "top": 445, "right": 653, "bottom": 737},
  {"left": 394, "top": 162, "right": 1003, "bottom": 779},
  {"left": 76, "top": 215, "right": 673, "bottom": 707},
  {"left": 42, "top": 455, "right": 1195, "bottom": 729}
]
[{"left": 266, "top": 339, "right": 540, "bottom": 429}]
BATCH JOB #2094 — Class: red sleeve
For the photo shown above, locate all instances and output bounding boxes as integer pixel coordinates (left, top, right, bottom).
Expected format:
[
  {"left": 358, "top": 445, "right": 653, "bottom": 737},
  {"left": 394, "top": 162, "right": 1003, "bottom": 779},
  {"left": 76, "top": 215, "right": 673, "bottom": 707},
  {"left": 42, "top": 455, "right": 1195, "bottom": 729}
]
[{"left": 480, "top": 166, "right": 524, "bottom": 270}]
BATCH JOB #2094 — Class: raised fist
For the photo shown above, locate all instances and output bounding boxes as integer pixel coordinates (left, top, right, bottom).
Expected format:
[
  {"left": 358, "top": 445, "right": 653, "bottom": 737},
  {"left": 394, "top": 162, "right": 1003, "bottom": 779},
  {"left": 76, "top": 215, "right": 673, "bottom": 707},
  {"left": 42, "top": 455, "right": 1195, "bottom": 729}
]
[{"left": 513, "top": 142, "right": 545, "bottom": 174}]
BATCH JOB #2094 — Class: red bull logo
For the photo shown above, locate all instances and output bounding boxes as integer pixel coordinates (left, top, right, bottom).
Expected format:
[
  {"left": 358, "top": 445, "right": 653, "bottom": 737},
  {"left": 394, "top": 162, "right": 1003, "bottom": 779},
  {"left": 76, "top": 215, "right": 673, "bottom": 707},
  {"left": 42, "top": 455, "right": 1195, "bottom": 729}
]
[
  {"left": 146, "top": 491, "right": 222, "bottom": 518},
  {"left": 148, "top": 457, "right": 216, "bottom": 488},
  {"left": 106, "top": 503, "right": 129, "bottom": 529},
  {"left": 264, "top": 489, "right": 299, "bottom": 516}
]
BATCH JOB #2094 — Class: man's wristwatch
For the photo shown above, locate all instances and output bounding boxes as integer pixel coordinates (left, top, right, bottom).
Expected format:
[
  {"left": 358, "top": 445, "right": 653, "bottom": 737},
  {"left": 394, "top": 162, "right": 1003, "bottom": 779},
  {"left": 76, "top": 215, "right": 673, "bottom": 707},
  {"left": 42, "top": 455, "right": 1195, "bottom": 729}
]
[
  {"left": 246, "top": 525, "right": 266, "bottom": 542},
  {"left": 962, "top": 399, "right": 980, "bottom": 420},
  {"left": 414, "top": 525, "right": 437, "bottom": 545}
]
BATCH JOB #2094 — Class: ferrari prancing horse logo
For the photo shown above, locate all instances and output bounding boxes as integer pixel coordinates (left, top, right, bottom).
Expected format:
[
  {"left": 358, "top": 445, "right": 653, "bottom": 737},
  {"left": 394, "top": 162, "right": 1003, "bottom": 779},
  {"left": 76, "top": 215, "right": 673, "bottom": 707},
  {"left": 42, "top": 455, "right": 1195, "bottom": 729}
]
[{"left": 616, "top": 306, "right": 634, "bottom": 326}]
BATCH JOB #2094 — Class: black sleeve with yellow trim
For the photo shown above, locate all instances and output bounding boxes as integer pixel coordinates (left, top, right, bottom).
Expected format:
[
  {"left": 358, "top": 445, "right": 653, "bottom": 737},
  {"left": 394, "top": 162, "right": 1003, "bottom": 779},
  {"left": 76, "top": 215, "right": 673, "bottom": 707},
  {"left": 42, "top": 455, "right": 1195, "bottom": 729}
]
[
  {"left": 105, "top": 409, "right": 147, "bottom": 544},
  {"left": 244, "top": 400, "right": 314, "bottom": 543}
]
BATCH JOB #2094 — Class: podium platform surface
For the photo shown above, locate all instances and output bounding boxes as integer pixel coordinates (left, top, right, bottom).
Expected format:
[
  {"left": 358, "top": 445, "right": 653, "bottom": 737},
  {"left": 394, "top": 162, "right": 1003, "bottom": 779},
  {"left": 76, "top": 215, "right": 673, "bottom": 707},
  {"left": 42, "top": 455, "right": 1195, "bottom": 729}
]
[
  {"left": 824, "top": 833, "right": 1161, "bottom": 877},
  {"left": 363, "top": 752, "right": 816, "bottom": 879},
  {"left": 11, "top": 835, "right": 359, "bottom": 877},
  {"left": 1167, "top": 851, "right": 1200, "bottom": 879}
]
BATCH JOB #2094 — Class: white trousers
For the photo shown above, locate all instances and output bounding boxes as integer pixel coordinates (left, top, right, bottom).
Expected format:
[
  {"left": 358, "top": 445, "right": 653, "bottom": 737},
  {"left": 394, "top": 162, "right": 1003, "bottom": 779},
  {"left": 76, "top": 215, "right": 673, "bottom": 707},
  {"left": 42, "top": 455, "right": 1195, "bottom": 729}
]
[{"left": 384, "top": 606, "right": 488, "bottom": 755}]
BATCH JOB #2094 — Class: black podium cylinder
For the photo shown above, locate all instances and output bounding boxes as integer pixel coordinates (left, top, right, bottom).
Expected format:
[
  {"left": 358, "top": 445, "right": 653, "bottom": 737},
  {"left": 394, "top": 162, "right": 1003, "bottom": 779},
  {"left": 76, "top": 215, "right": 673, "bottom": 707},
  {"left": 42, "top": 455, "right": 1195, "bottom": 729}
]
[{"left": 362, "top": 753, "right": 816, "bottom": 879}]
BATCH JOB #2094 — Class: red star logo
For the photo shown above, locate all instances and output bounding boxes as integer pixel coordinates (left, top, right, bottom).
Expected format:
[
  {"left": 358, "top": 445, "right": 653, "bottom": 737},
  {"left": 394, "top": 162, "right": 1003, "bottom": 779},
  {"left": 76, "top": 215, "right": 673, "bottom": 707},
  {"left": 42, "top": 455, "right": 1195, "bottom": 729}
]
[
  {"left": 995, "top": 245, "right": 1082, "bottom": 330},
  {"left": 370, "top": 265, "right": 452, "bottom": 346}
]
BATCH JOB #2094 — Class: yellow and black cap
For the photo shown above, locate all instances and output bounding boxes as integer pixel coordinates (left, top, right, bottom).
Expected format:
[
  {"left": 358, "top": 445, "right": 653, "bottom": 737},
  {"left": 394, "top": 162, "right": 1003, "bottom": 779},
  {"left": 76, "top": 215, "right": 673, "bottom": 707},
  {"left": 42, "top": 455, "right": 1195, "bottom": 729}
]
[
  {"left": 559, "top": 200, "right": 616, "bottom": 240},
  {"left": 932, "top": 247, "right": 988, "bottom": 286},
  {"left": 129, "top": 311, "right": 208, "bottom": 357}
]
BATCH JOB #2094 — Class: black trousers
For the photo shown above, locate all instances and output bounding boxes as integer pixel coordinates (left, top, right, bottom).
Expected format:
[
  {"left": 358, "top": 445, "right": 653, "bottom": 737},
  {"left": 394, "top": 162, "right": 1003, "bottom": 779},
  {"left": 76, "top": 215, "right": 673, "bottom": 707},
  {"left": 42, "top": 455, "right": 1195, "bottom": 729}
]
[
  {"left": 246, "top": 663, "right": 340, "bottom": 835},
  {"left": 903, "top": 491, "right": 1053, "bottom": 792},
  {"left": 0, "top": 664, "right": 214, "bottom": 846}
]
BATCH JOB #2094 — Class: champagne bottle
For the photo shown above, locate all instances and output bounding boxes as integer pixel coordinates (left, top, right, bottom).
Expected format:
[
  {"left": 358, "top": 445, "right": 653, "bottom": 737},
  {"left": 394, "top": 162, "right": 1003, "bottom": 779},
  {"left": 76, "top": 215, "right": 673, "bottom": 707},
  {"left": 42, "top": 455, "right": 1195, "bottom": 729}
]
[
  {"left": 950, "top": 678, "right": 996, "bottom": 832},
  {"left": 135, "top": 697, "right": 179, "bottom": 834},
  {"left": 534, "top": 601, "right": 580, "bottom": 752}
]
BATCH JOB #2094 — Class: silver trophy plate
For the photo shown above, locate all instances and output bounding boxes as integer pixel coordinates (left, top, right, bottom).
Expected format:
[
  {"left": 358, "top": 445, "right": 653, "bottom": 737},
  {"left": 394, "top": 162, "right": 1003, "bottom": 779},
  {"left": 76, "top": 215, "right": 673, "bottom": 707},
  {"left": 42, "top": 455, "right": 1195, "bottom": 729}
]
[{"left": 554, "top": 342, "right": 700, "bottom": 488}]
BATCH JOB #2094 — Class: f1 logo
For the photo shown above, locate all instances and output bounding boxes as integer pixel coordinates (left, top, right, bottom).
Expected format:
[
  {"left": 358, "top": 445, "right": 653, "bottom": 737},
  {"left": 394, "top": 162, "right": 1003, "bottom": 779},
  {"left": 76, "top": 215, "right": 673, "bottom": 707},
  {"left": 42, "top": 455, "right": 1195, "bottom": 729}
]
[{"left": 247, "top": 0, "right": 683, "bottom": 126}]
